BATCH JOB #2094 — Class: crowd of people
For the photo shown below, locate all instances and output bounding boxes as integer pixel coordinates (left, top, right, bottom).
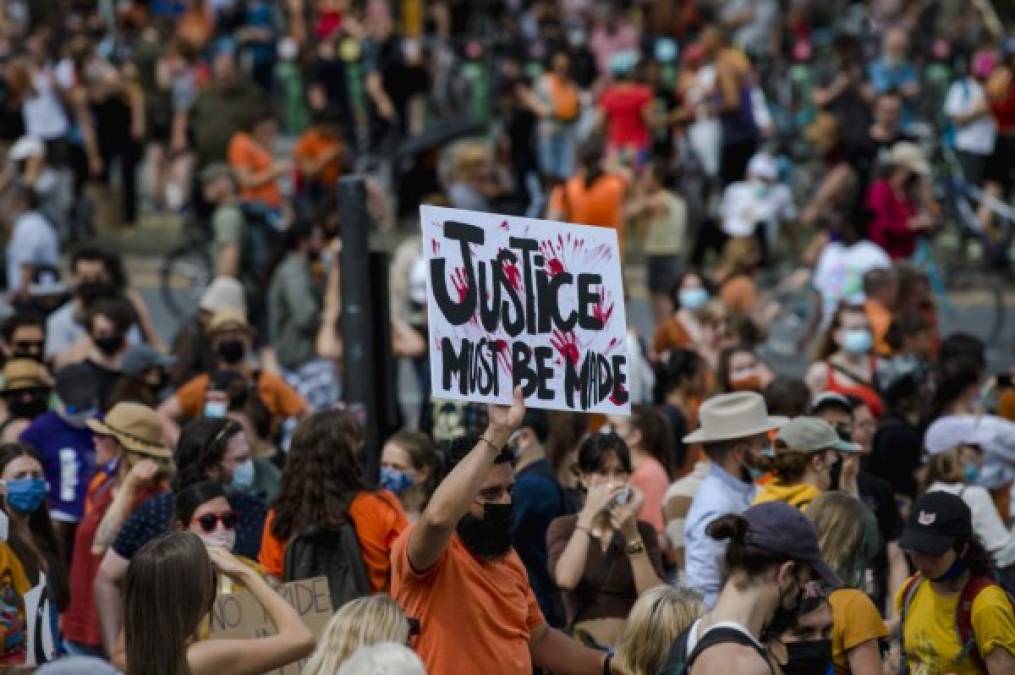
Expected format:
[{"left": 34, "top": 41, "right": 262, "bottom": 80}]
[{"left": 0, "top": 0, "right": 1015, "bottom": 674}]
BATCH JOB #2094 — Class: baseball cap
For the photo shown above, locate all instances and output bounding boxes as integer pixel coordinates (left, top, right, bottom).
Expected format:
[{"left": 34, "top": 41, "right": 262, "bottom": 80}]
[
  {"left": 924, "top": 416, "right": 994, "bottom": 456},
  {"left": 809, "top": 391, "right": 853, "bottom": 417},
  {"left": 54, "top": 363, "right": 100, "bottom": 413},
  {"left": 747, "top": 153, "right": 778, "bottom": 181},
  {"left": 200, "top": 162, "right": 234, "bottom": 185},
  {"left": 122, "top": 345, "right": 176, "bottom": 377},
  {"left": 199, "top": 276, "right": 247, "bottom": 315},
  {"left": 743, "top": 501, "right": 842, "bottom": 589},
  {"left": 776, "top": 417, "right": 862, "bottom": 454},
  {"left": 898, "top": 491, "right": 972, "bottom": 555}
]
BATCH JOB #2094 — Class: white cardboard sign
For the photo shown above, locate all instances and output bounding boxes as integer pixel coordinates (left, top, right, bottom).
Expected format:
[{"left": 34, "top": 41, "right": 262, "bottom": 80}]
[{"left": 422, "top": 205, "right": 630, "bottom": 414}]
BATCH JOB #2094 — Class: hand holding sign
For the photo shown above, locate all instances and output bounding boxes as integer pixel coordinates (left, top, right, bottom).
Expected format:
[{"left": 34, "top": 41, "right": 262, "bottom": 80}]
[{"left": 423, "top": 206, "right": 630, "bottom": 414}]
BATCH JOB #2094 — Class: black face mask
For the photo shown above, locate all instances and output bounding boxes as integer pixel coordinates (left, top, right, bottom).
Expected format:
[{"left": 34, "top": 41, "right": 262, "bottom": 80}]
[
  {"left": 783, "top": 639, "right": 833, "bottom": 675},
  {"left": 829, "top": 455, "right": 844, "bottom": 491},
  {"left": 93, "top": 334, "right": 124, "bottom": 357},
  {"left": 5, "top": 395, "right": 49, "bottom": 420},
  {"left": 217, "top": 340, "right": 246, "bottom": 365},
  {"left": 456, "top": 502, "right": 514, "bottom": 560},
  {"left": 765, "top": 576, "right": 803, "bottom": 639}
]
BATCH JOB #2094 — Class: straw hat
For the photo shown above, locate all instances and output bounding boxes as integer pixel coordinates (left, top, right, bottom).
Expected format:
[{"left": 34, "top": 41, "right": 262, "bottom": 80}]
[
  {"left": 86, "top": 402, "right": 170, "bottom": 458},
  {"left": 683, "top": 392, "right": 786, "bottom": 444}
]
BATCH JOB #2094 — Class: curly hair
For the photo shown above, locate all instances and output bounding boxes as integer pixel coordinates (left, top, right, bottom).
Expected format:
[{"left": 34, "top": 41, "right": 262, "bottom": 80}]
[{"left": 271, "top": 410, "right": 366, "bottom": 541}]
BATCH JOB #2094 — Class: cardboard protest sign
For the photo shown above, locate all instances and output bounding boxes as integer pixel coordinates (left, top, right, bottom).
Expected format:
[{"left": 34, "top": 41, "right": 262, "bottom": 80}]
[
  {"left": 209, "top": 576, "right": 332, "bottom": 675},
  {"left": 422, "top": 205, "right": 630, "bottom": 414}
]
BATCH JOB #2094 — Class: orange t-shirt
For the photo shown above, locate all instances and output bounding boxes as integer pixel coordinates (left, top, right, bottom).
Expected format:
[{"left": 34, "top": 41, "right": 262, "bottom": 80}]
[
  {"left": 390, "top": 526, "right": 544, "bottom": 675},
  {"left": 227, "top": 132, "right": 282, "bottom": 207},
  {"left": 258, "top": 490, "right": 407, "bottom": 593},
  {"left": 174, "top": 371, "right": 307, "bottom": 420},
  {"left": 294, "top": 129, "right": 342, "bottom": 187},
  {"left": 720, "top": 275, "right": 758, "bottom": 315},
  {"left": 864, "top": 299, "right": 893, "bottom": 357},
  {"left": 549, "top": 174, "right": 627, "bottom": 250}
]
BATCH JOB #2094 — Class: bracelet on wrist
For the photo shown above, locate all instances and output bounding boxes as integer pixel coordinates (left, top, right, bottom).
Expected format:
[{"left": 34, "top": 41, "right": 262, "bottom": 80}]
[
  {"left": 625, "top": 539, "right": 646, "bottom": 556},
  {"left": 478, "top": 436, "right": 502, "bottom": 454},
  {"left": 575, "top": 523, "right": 591, "bottom": 536}
]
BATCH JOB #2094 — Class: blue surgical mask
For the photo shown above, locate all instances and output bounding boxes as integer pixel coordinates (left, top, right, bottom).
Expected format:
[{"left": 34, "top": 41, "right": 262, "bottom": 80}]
[
  {"left": 204, "top": 401, "right": 228, "bottom": 418},
  {"left": 230, "top": 459, "right": 255, "bottom": 491},
  {"left": 679, "top": 288, "right": 709, "bottom": 311},
  {"left": 962, "top": 462, "right": 980, "bottom": 484},
  {"left": 380, "top": 467, "right": 415, "bottom": 495},
  {"left": 842, "top": 329, "right": 873, "bottom": 354},
  {"left": 5, "top": 478, "right": 49, "bottom": 514}
]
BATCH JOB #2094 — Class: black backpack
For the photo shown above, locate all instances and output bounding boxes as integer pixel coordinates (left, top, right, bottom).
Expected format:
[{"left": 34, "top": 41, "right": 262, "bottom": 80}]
[
  {"left": 282, "top": 522, "right": 371, "bottom": 610},
  {"left": 657, "top": 624, "right": 773, "bottom": 675}
]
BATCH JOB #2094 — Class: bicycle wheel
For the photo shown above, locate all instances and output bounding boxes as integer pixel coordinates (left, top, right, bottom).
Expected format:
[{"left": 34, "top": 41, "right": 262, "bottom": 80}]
[{"left": 160, "top": 241, "right": 213, "bottom": 320}]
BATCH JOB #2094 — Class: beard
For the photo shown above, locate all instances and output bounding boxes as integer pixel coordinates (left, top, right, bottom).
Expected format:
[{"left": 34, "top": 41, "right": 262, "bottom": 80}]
[{"left": 456, "top": 502, "right": 514, "bottom": 560}]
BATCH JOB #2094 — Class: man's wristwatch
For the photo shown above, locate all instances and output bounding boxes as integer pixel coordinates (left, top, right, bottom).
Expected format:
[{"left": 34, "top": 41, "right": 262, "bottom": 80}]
[{"left": 625, "top": 539, "right": 646, "bottom": 556}]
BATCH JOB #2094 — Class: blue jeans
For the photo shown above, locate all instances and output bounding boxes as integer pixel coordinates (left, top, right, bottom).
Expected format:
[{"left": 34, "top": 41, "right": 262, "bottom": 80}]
[{"left": 538, "top": 127, "right": 576, "bottom": 180}]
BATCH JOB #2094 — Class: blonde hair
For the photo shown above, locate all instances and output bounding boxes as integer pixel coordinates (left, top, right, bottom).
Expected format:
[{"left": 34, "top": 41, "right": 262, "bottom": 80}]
[
  {"left": 302, "top": 595, "right": 410, "bottom": 675},
  {"left": 612, "top": 586, "right": 703, "bottom": 675},
  {"left": 805, "top": 492, "right": 880, "bottom": 589},
  {"left": 922, "top": 447, "right": 964, "bottom": 491}
]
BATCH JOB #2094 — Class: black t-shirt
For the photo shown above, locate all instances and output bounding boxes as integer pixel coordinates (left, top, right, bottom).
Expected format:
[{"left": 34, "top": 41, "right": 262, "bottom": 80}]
[
  {"left": 659, "top": 403, "right": 689, "bottom": 472},
  {"left": 858, "top": 469, "right": 903, "bottom": 612},
  {"left": 867, "top": 414, "right": 924, "bottom": 499}
]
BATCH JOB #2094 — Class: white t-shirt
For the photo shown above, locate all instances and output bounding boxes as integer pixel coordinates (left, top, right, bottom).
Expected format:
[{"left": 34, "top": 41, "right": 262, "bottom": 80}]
[
  {"left": 812, "top": 240, "right": 891, "bottom": 325},
  {"left": 5, "top": 211, "right": 59, "bottom": 293},
  {"left": 22, "top": 68, "right": 69, "bottom": 141},
  {"left": 720, "top": 180, "right": 796, "bottom": 243},
  {"left": 943, "top": 78, "right": 997, "bottom": 156},
  {"left": 928, "top": 482, "right": 1015, "bottom": 568}
]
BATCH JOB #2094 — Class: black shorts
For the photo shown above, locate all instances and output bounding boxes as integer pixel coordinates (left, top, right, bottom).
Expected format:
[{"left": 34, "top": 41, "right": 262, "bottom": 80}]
[
  {"left": 985, "top": 134, "right": 1015, "bottom": 189},
  {"left": 647, "top": 255, "right": 681, "bottom": 295}
]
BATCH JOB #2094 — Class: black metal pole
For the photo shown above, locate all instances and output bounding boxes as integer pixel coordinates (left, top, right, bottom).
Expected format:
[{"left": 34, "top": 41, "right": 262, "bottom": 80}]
[{"left": 338, "top": 176, "right": 398, "bottom": 482}]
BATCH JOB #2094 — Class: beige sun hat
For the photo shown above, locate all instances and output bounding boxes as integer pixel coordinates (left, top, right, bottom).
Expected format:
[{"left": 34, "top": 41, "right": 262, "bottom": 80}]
[
  {"left": 683, "top": 391, "right": 787, "bottom": 444},
  {"left": 887, "top": 142, "right": 930, "bottom": 176},
  {"left": 86, "top": 402, "right": 170, "bottom": 459}
]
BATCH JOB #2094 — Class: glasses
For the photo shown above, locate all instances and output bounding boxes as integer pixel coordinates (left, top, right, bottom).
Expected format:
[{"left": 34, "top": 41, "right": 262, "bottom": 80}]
[
  {"left": 193, "top": 512, "right": 238, "bottom": 533},
  {"left": 13, "top": 341, "right": 43, "bottom": 353}
]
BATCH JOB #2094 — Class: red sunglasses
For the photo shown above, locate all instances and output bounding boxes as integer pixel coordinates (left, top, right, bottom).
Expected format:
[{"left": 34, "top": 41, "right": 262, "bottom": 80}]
[{"left": 192, "top": 512, "right": 238, "bottom": 533}]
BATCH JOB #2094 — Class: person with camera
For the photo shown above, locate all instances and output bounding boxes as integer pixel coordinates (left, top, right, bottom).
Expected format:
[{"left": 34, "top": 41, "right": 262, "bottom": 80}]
[{"left": 547, "top": 432, "right": 664, "bottom": 648}]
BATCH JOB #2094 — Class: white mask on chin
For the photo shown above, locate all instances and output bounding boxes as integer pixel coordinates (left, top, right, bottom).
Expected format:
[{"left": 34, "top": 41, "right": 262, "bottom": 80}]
[{"left": 200, "top": 529, "right": 236, "bottom": 552}]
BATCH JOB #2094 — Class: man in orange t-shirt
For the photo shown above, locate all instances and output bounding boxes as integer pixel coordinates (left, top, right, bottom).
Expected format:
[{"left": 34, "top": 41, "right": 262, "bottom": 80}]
[
  {"left": 294, "top": 110, "right": 343, "bottom": 200},
  {"left": 390, "top": 390, "right": 610, "bottom": 675},
  {"left": 862, "top": 267, "right": 897, "bottom": 357},
  {"left": 227, "top": 111, "right": 289, "bottom": 208},
  {"left": 546, "top": 141, "right": 628, "bottom": 252}
]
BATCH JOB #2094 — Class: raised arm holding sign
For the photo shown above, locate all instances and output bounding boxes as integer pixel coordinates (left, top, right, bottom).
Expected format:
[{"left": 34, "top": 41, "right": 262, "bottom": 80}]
[{"left": 422, "top": 205, "right": 631, "bottom": 415}]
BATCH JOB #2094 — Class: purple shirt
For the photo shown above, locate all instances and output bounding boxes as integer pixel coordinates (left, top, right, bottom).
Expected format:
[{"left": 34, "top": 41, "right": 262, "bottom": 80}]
[{"left": 18, "top": 411, "right": 95, "bottom": 522}]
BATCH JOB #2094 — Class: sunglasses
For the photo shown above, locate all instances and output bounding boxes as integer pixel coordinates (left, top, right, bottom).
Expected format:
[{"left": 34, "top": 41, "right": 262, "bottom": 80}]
[{"left": 193, "top": 512, "right": 238, "bottom": 533}]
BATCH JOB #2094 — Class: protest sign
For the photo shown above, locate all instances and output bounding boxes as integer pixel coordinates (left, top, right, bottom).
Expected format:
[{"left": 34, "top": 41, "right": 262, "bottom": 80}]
[
  {"left": 209, "top": 576, "right": 333, "bottom": 675},
  {"left": 422, "top": 205, "right": 630, "bottom": 414}
]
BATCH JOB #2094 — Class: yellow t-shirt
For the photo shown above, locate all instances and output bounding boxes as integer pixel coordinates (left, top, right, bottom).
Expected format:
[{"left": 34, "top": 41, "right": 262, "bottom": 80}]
[
  {"left": 896, "top": 576, "right": 1015, "bottom": 675},
  {"left": 830, "top": 588, "right": 887, "bottom": 675}
]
